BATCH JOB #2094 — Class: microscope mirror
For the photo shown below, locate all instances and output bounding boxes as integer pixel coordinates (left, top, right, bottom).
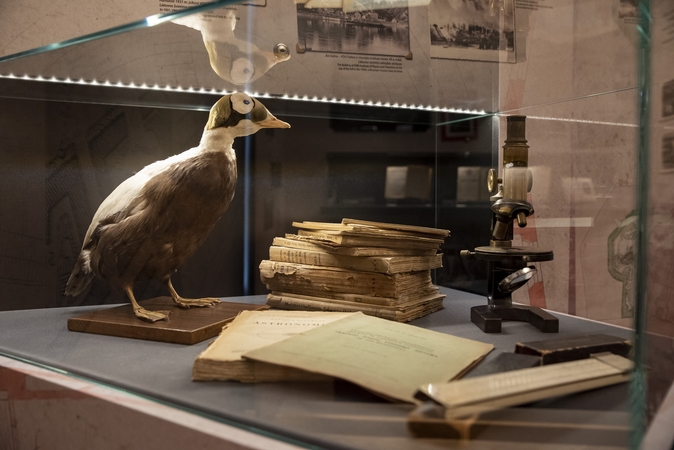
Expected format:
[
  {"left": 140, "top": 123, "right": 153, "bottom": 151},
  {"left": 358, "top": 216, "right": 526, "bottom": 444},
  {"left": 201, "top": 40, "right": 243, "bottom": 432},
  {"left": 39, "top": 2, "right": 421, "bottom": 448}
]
[{"left": 498, "top": 266, "right": 537, "bottom": 293}]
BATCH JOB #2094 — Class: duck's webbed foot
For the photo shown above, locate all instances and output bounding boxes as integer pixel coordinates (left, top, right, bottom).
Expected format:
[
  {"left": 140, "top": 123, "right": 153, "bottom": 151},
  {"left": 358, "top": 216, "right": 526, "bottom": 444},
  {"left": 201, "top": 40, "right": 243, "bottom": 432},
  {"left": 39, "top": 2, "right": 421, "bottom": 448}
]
[
  {"left": 134, "top": 307, "right": 171, "bottom": 323},
  {"left": 173, "top": 297, "right": 221, "bottom": 309},
  {"left": 168, "top": 279, "right": 221, "bottom": 309},
  {"left": 124, "top": 286, "right": 170, "bottom": 322}
]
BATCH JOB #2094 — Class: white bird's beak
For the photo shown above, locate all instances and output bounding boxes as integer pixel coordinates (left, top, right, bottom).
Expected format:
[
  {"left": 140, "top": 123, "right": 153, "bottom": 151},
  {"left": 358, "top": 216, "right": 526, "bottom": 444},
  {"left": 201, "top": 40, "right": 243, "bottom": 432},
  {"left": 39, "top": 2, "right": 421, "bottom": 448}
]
[{"left": 258, "top": 114, "right": 291, "bottom": 129}]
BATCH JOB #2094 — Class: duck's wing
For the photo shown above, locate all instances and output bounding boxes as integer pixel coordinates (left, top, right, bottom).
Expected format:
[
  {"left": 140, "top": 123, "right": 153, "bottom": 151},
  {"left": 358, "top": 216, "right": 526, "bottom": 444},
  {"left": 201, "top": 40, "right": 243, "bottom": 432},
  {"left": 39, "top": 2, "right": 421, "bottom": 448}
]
[
  {"left": 81, "top": 146, "right": 202, "bottom": 248},
  {"left": 65, "top": 172, "right": 150, "bottom": 296},
  {"left": 67, "top": 146, "right": 201, "bottom": 296},
  {"left": 67, "top": 162, "right": 165, "bottom": 296},
  {"left": 81, "top": 174, "right": 150, "bottom": 249},
  {"left": 66, "top": 163, "right": 173, "bottom": 296}
]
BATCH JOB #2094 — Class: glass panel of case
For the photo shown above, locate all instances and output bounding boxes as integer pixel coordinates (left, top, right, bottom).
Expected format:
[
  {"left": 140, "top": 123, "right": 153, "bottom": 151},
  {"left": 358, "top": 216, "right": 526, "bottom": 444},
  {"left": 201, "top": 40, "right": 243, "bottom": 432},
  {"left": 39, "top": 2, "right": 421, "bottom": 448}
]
[{"left": 0, "top": 0, "right": 672, "bottom": 447}]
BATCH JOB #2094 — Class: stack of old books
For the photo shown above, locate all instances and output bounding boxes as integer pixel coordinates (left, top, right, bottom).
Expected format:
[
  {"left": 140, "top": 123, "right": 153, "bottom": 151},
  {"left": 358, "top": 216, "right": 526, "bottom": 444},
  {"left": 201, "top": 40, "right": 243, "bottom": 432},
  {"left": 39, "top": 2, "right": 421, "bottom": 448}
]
[{"left": 258, "top": 218, "right": 450, "bottom": 322}]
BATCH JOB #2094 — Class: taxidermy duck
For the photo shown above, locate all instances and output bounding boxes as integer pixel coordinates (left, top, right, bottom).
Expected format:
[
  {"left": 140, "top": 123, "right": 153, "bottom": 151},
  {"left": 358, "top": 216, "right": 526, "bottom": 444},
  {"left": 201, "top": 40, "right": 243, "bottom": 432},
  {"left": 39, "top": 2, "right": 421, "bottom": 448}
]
[{"left": 65, "top": 93, "right": 290, "bottom": 322}]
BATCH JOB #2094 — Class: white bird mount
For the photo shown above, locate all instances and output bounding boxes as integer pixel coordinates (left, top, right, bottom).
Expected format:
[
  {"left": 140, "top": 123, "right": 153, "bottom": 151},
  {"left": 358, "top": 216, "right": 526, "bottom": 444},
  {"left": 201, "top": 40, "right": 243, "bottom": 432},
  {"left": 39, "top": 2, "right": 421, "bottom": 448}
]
[{"left": 173, "top": 11, "right": 291, "bottom": 85}]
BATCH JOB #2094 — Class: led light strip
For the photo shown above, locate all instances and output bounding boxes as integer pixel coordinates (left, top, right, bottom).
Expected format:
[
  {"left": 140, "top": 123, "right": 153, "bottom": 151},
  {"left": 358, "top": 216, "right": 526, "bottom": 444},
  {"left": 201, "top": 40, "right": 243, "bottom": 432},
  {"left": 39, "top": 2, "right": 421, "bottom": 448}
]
[
  {"left": 0, "top": 73, "right": 489, "bottom": 115},
  {"left": 3, "top": 73, "right": 641, "bottom": 126}
]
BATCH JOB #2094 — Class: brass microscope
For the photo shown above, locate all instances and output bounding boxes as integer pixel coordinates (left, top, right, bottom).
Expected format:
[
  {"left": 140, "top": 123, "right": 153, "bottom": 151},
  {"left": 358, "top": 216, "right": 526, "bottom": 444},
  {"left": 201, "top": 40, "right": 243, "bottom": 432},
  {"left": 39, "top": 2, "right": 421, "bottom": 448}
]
[{"left": 461, "top": 115, "right": 558, "bottom": 333}]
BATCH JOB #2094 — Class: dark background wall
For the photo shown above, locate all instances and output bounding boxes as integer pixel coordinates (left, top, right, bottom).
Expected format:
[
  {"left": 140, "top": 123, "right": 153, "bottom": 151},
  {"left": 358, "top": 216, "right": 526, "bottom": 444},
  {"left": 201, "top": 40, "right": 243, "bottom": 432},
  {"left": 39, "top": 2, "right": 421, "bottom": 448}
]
[{"left": 0, "top": 92, "right": 493, "bottom": 311}]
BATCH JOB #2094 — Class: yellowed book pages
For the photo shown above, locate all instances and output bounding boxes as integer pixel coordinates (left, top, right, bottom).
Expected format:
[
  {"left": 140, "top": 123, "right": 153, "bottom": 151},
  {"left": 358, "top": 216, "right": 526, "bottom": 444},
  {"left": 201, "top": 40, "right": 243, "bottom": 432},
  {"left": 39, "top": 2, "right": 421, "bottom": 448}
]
[
  {"left": 269, "top": 245, "right": 443, "bottom": 274},
  {"left": 266, "top": 292, "right": 445, "bottom": 322},
  {"left": 296, "top": 229, "right": 444, "bottom": 248},
  {"left": 193, "top": 310, "right": 355, "bottom": 382},
  {"left": 293, "top": 220, "right": 449, "bottom": 241},
  {"left": 341, "top": 218, "right": 450, "bottom": 238},
  {"left": 259, "top": 260, "right": 433, "bottom": 298},
  {"left": 270, "top": 286, "right": 440, "bottom": 306},
  {"left": 416, "top": 353, "right": 633, "bottom": 419},
  {"left": 276, "top": 236, "right": 438, "bottom": 257},
  {"left": 243, "top": 314, "right": 493, "bottom": 403}
]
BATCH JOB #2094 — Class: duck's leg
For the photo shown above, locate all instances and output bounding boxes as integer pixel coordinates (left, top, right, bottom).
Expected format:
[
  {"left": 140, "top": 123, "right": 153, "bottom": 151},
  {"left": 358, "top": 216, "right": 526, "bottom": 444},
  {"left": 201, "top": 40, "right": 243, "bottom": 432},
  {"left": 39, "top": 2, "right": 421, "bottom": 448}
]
[
  {"left": 124, "top": 286, "right": 171, "bottom": 322},
  {"left": 167, "top": 279, "right": 221, "bottom": 309}
]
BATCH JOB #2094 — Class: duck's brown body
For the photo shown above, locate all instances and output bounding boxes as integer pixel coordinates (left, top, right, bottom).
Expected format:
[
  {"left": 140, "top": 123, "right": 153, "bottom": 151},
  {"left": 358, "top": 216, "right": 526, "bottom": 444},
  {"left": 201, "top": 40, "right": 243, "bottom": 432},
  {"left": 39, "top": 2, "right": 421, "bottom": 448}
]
[
  {"left": 89, "top": 150, "right": 236, "bottom": 290},
  {"left": 66, "top": 93, "right": 289, "bottom": 322}
]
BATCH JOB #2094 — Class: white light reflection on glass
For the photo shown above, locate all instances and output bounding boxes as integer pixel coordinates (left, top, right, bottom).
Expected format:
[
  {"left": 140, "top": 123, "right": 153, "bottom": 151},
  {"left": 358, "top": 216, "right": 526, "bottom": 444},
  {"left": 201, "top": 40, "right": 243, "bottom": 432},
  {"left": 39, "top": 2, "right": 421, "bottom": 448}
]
[{"left": 0, "top": 74, "right": 494, "bottom": 115}]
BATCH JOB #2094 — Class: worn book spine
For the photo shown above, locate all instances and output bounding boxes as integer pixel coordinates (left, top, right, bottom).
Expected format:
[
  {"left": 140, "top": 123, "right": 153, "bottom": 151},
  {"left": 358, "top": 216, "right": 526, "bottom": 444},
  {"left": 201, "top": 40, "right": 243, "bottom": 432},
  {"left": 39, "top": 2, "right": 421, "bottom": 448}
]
[
  {"left": 259, "top": 260, "right": 433, "bottom": 298},
  {"left": 263, "top": 279, "right": 432, "bottom": 299},
  {"left": 270, "top": 291, "right": 445, "bottom": 310},
  {"left": 266, "top": 294, "right": 445, "bottom": 322},
  {"left": 269, "top": 246, "right": 442, "bottom": 274},
  {"left": 192, "top": 358, "right": 329, "bottom": 383},
  {"left": 296, "top": 230, "right": 443, "bottom": 249},
  {"left": 270, "top": 287, "right": 440, "bottom": 306},
  {"left": 292, "top": 220, "right": 450, "bottom": 241},
  {"left": 340, "top": 218, "right": 451, "bottom": 238},
  {"left": 277, "top": 236, "right": 438, "bottom": 257}
]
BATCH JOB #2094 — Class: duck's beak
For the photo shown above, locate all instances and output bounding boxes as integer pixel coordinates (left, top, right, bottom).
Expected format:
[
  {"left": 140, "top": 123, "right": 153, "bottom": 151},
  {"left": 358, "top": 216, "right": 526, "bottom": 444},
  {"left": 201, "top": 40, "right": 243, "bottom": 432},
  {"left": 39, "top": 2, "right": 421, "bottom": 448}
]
[{"left": 258, "top": 113, "right": 291, "bottom": 129}]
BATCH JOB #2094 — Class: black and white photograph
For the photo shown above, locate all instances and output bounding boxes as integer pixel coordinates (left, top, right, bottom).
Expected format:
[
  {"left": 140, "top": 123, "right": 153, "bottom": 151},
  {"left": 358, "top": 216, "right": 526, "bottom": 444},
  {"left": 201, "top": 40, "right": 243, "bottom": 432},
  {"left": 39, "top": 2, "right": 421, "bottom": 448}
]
[
  {"left": 662, "top": 132, "right": 674, "bottom": 172},
  {"left": 296, "top": 2, "right": 410, "bottom": 57},
  {"left": 430, "top": 0, "right": 515, "bottom": 63},
  {"left": 663, "top": 79, "right": 674, "bottom": 118}
]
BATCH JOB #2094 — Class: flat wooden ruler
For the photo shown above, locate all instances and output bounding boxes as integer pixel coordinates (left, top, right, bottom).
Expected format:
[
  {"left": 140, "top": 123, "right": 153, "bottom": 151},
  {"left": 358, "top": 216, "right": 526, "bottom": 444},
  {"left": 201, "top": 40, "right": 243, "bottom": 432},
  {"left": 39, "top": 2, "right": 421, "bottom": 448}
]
[{"left": 417, "top": 353, "right": 632, "bottom": 419}]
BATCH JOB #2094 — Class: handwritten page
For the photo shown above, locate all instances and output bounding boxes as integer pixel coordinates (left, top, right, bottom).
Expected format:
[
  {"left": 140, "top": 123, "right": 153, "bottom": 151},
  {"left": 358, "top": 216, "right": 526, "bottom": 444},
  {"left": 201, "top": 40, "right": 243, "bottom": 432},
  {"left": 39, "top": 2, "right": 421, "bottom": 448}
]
[{"left": 243, "top": 313, "right": 493, "bottom": 403}]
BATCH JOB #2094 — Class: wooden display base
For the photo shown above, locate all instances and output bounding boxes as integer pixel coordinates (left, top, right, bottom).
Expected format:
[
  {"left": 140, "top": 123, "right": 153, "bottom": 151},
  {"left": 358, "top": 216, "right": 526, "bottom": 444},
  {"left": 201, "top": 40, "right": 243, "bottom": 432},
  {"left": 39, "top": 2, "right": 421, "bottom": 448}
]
[{"left": 68, "top": 297, "right": 268, "bottom": 345}]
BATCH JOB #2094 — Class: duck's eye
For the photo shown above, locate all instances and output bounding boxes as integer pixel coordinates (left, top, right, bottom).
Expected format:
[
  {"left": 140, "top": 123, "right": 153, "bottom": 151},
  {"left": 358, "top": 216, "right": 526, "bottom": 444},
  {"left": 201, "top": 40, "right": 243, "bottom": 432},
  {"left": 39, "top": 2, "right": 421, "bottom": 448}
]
[{"left": 243, "top": 100, "right": 251, "bottom": 105}]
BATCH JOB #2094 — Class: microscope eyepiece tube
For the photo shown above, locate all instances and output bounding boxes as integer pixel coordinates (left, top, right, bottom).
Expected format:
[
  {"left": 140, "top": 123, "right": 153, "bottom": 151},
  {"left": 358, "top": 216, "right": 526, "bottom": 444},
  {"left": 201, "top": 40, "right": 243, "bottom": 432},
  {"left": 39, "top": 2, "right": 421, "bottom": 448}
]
[{"left": 502, "top": 115, "right": 530, "bottom": 202}]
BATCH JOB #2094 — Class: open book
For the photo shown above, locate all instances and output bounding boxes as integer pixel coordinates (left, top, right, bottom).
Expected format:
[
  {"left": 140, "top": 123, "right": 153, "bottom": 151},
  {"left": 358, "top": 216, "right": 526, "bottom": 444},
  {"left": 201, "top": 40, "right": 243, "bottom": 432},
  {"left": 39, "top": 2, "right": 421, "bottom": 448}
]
[
  {"left": 243, "top": 313, "right": 493, "bottom": 403},
  {"left": 193, "top": 310, "right": 355, "bottom": 382}
]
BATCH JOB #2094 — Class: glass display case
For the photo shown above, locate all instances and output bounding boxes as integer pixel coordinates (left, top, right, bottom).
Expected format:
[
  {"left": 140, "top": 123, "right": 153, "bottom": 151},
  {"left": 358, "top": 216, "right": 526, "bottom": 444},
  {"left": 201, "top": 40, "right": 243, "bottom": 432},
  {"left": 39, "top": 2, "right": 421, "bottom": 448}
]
[{"left": 0, "top": 0, "right": 672, "bottom": 448}]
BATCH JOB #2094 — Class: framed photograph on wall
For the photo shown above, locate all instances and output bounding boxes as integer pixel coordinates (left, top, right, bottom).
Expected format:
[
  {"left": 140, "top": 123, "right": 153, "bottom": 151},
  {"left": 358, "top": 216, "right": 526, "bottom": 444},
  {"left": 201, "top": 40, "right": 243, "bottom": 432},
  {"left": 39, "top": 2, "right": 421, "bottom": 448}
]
[
  {"left": 296, "top": 3, "right": 411, "bottom": 58},
  {"left": 430, "top": 0, "right": 516, "bottom": 63}
]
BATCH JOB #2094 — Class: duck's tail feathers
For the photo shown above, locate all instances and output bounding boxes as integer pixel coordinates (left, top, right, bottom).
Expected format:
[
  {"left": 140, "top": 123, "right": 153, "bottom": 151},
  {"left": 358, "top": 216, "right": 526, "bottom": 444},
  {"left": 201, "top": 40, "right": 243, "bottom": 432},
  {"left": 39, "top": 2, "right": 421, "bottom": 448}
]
[{"left": 65, "top": 252, "right": 93, "bottom": 297}]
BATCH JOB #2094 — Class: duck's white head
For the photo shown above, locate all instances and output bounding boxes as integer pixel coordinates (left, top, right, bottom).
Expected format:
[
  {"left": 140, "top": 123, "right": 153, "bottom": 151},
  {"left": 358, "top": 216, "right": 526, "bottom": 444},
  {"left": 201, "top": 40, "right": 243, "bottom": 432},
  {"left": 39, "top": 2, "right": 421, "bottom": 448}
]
[{"left": 205, "top": 92, "right": 290, "bottom": 137}]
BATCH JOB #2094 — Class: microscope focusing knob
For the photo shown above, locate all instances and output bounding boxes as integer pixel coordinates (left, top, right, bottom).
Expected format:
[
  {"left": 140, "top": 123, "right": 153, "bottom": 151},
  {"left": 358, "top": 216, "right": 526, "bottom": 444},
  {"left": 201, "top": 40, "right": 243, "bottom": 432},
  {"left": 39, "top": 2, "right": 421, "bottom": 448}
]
[
  {"left": 498, "top": 266, "right": 537, "bottom": 293},
  {"left": 487, "top": 168, "right": 499, "bottom": 194},
  {"left": 517, "top": 211, "right": 528, "bottom": 228}
]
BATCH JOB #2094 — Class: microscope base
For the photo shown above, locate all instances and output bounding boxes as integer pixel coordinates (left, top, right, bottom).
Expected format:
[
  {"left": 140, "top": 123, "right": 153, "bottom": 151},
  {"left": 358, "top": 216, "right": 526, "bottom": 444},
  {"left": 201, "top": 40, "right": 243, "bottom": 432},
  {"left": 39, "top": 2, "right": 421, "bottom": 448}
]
[{"left": 471, "top": 304, "right": 559, "bottom": 333}]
